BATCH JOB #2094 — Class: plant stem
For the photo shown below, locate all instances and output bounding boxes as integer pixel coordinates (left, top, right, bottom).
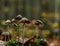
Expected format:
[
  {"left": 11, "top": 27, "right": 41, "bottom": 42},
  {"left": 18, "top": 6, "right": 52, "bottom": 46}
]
[
  {"left": 22, "top": 23, "right": 25, "bottom": 46},
  {"left": 35, "top": 25, "right": 39, "bottom": 38},
  {"left": 17, "top": 23, "right": 20, "bottom": 41}
]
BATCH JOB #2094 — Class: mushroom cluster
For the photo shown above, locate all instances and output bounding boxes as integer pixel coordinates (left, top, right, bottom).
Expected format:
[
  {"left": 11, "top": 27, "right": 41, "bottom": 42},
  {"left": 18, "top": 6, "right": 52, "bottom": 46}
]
[
  {"left": 5, "top": 14, "right": 44, "bottom": 46},
  {"left": 6, "top": 14, "right": 43, "bottom": 28}
]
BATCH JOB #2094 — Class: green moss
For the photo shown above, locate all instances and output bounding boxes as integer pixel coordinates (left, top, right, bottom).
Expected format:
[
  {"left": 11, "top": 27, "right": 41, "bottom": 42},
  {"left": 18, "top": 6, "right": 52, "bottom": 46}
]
[{"left": 5, "top": 39, "right": 20, "bottom": 46}]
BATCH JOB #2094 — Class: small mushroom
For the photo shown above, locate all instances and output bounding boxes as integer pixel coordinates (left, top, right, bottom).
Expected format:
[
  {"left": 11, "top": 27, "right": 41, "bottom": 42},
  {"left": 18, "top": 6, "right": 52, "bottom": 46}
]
[
  {"left": 11, "top": 19, "right": 16, "bottom": 23},
  {"left": 6, "top": 20, "right": 11, "bottom": 24},
  {"left": 2, "top": 31, "right": 10, "bottom": 35},
  {"left": 2, "top": 31, "right": 10, "bottom": 41},
  {"left": 15, "top": 14, "right": 22, "bottom": 20},
  {"left": 19, "top": 17, "right": 31, "bottom": 24},
  {"left": 19, "top": 17, "right": 31, "bottom": 46},
  {"left": 33, "top": 20, "right": 43, "bottom": 38},
  {"left": 11, "top": 19, "right": 18, "bottom": 26},
  {"left": 35, "top": 20, "right": 43, "bottom": 25}
]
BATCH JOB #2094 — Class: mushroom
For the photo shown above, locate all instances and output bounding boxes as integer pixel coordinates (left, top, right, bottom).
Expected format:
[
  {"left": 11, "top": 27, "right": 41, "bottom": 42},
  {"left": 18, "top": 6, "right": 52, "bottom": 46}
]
[
  {"left": 6, "top": 20, "right": 11, "bottom": 24},
  {"left": 10, "top": 15, "right": 22, "bottom": 41},
  {"left": 19, "top": 17, "right": 31, "bottom": 24},
  {"left": 35, "top": 20, "right": 43, "bottom": 25},
  {"left": 6, "top": 20, "right": 11, "bottom": 32},
  {"left": 15, "top": 14, "right": 22, "bottom": 20},
  {"left": 33, "top": 20, "right": 43, "bottom": 38},
  {"left": 2, "top": 31, "right": 10, "bottom": 35},
  {"left": 19, "top": 17, "right": 31, "bottom": 46},
  {"left": 2, "top": 31, "right": 10, "bottom": 41},
  {"left": 11, "top": 19, "right": 18, "bottom": 27},
  {"left": 11, "top": 19, "right": 16, "bottom": 23}
]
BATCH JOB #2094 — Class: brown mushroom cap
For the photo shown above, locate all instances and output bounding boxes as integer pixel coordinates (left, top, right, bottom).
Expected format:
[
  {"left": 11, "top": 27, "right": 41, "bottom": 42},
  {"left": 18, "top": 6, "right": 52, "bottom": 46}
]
[
  {"left": 15, "top": 14, "right": 22, "bottom": 20},
  {"left": 35, "top": 20, "right": 43, "bottom": 25},
  {"left": 11, "top": 19, "right": 16, "bottom": 23},
  {"left": 19, "top": 17, "right": 31, "bottom": 24}
]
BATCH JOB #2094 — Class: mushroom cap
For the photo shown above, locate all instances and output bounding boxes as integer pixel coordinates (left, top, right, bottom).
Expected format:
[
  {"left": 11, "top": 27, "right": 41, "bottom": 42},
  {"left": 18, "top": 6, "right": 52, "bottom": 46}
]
[
  {"left": 19, "top": 17, "right": 31, "bottom": 24},
  {"left": 35, "top": 20, "right": 43, "bottom": 25},
  {"left": 2, "top": 31, "right": 10, "bottom": 35},
  {"left": 11, "top": 19, "right": 16, "bottom": 23},
  {"left": 6, "top": 20, "right": 11, "bottom": 24},
  {"left": 15, "top": 14, "right": 22, "bottom": 20}
]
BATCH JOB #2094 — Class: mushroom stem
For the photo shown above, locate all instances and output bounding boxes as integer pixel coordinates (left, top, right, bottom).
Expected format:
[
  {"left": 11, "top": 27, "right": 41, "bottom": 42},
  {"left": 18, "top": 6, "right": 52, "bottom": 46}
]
[
  {"left": 22, "top": 23, "right": 25, "bottom": 46},
  {"left": 11, "top": 25, "right": 14, "bottom": 39},
  {"left": 18, "top": 23, "right": 20, "bottom": 41},
  {"left": 7, "top": 25, "right": 10, "bottom": 40},
  {"left": 5, "top": 34, "right": 6, "bottom": 42},
  {"left": 35, "top": 25, "right": 39, "bottom": 38},
  {"left": 6, "top": 25, "right": 10, "bottom": 41}
]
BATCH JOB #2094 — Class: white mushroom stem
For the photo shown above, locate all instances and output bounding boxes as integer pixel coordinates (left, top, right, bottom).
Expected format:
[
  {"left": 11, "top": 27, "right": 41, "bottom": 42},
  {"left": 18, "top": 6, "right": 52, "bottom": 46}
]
[
  {"left": 22, "top": 24, "right": 26, "bottom": 46},
  {"left": 35, "top": 25, "right": 39, "bottom": 38}
]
